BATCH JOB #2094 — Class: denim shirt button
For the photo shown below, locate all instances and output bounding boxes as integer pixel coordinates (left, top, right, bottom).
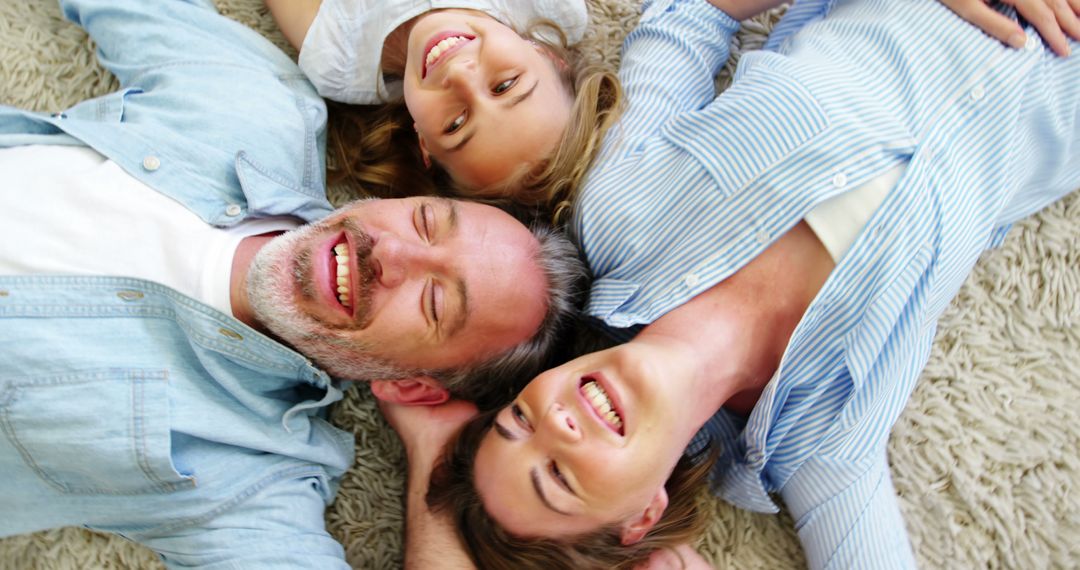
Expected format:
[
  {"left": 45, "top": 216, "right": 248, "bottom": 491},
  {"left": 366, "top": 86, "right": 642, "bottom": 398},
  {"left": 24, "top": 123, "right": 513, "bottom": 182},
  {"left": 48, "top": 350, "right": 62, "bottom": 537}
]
[
  {"left": 142, "top": 155, "right": 161, "bottom": 171},
  {"left": 218, "top": 327, "right": 243, "bottom": 341},
  {"left": 116, "top": 290, "right": 144, "bottom": 302},
  {"left": 225, "top": 204, "right": 242, "bottom": 217}
]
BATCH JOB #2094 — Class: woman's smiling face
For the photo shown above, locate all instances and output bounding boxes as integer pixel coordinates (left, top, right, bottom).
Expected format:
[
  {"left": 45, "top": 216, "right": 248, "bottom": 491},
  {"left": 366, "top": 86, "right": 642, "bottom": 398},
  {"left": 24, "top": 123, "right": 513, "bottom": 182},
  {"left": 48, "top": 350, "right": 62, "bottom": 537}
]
[
  {"left": 402, "top": 9, "right": 572, "bottom": 193},
  {"left": 472, "top": 342, "right": 695, "bottom": 540}
]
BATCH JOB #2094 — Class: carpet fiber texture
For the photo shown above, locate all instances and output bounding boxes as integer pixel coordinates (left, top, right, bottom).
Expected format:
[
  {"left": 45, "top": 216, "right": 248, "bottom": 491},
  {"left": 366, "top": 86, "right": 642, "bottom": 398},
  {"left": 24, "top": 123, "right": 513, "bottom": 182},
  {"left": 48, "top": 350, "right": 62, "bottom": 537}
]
[{"left": 1, "top": 1, "right": 1077, "bottom": 568}]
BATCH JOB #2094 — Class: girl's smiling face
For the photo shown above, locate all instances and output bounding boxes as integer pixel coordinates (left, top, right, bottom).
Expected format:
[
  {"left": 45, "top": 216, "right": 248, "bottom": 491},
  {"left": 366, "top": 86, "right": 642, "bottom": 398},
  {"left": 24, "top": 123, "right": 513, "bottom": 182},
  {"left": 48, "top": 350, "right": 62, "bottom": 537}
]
[{"left": 402, "top": 10, "right": 573, "bottom": 194}]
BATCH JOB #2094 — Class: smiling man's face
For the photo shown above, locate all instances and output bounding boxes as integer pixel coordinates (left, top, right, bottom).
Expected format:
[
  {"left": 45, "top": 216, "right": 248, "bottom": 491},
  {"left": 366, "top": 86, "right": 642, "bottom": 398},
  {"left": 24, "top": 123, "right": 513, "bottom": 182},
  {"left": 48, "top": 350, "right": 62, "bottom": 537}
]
[{"left": 245, "top": 197, "right": 549, "bottom": 380}]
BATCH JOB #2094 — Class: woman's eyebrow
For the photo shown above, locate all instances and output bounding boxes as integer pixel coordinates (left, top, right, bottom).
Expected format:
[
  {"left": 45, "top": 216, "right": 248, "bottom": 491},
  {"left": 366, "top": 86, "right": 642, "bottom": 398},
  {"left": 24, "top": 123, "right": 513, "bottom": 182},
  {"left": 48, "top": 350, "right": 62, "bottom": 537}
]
[
  {"left": 493, "top": 420, "right": 519, "bottom": 441},
  {"left": 531, "top": 468, "right": 571, "bottom": 516}
]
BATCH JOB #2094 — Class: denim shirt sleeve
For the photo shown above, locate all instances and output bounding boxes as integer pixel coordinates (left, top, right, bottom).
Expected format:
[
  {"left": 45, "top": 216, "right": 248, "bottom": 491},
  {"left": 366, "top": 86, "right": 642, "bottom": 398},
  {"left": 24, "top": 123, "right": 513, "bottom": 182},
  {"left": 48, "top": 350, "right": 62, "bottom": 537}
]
[{"left": 139, "top": 472, "right": 350, "bottom": 569}]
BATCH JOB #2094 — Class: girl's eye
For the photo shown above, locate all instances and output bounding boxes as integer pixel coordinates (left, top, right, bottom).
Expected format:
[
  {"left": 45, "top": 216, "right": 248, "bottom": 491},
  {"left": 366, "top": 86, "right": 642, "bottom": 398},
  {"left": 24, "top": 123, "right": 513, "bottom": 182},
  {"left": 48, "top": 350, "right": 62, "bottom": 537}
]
[
  {"left": 511, "top": 403, "right": 531, "bottom": 430},
  {"left": 444, "top": 112, "right": 465, "bottom": 134},
  {"left": 551, "top": 461, "right": 571, "bottom": 492},
  {"left": 493, "top": 77, "right": 517, "bottom": 94}
]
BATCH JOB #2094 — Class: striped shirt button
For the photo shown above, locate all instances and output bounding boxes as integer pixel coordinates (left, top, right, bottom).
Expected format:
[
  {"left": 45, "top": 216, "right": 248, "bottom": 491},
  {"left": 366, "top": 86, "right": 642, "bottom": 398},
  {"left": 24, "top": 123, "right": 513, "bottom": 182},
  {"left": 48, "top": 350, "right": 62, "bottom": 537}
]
[
  {"left": 969, "top": 85, "right": 985, "bottom": 102},
  {"left": 683, "top": 273, "right": 700, "bottom": 287},
  {"left": 832, "top": 172, "right": 848, "bottom": 188},
  {"left": 225, "top": 204, "right": 242, "bottom": 216},
  {"left": 1025, "top": 34, "right": 1038, "bottom": 51},
  {"left": 142, "top": 155, "right": 161, "bottom": 171},
  {"left": 755, "top": 229, "right": 770, "bottom": 244}
]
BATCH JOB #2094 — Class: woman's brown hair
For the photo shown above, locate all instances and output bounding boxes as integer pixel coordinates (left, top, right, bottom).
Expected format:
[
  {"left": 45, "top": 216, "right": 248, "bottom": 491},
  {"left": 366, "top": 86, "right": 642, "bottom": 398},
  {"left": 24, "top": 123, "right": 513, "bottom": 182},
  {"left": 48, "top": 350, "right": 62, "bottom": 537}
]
[
  {"left": 325, "top": 20, "right": 623, "bottom": 224},
  {"left": 427, "top": 409, "right": 718, "bottom": 570}
]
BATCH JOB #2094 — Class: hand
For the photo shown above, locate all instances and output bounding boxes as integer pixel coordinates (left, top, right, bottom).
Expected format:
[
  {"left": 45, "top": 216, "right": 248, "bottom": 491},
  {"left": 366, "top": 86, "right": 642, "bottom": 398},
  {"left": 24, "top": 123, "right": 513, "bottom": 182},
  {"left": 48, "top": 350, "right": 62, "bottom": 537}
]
[
  {"left": 633, "top": 544, "right": 712, "bottom": 570},
  {"left": 940, "top": 0, "right": 1080, "bottom": 56},
  {"left": 706, "top": 0, "right": 788, "bottom": 21},
  {"left": 378, "top": 398, "right": 479, "bottom": 466}
]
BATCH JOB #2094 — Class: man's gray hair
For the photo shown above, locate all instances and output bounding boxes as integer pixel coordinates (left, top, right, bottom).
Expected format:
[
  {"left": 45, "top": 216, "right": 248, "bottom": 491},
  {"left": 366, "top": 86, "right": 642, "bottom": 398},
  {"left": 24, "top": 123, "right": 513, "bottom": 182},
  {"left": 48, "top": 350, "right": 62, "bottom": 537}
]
[{"left": 431, "top": 224, "right": 588, "bottom": 409}]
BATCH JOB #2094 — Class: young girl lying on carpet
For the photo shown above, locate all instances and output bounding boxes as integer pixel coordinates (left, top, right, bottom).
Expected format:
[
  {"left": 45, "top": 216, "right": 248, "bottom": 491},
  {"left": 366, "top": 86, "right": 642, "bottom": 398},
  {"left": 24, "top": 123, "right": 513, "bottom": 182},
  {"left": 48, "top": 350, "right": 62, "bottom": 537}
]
[{"left": 265, "top": 0, "right": 621, "bottom": 216}]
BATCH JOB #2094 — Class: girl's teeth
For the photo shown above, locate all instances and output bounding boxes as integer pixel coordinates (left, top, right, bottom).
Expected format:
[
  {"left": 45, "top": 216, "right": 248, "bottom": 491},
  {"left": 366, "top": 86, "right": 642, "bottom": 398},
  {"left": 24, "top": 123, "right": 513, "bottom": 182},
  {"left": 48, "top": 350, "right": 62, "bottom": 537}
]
[{"left": 426, "top": 36, "right": 466, "bottom": 68}]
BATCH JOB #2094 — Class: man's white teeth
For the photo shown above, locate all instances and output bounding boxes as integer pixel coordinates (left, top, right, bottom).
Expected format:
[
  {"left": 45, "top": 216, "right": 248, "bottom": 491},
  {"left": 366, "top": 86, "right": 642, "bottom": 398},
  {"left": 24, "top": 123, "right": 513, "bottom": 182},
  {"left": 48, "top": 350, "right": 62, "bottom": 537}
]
[
  {"left": 583, "top": 381, "right": 623, "bottom": 430},
  {"left": 426, "top": 36, "right": 468, "bottom": 68},
  {"left": 333, "top": 243, "right": 350, "bottom": 308}
]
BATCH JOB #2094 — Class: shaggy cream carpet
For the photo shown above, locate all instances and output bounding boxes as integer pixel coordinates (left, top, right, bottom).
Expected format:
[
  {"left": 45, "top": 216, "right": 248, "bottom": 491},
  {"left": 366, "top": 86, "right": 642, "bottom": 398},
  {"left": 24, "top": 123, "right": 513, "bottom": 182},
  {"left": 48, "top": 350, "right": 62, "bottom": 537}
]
[{"left": 1, "top": 1, "right": 1077, "bottom": 568}]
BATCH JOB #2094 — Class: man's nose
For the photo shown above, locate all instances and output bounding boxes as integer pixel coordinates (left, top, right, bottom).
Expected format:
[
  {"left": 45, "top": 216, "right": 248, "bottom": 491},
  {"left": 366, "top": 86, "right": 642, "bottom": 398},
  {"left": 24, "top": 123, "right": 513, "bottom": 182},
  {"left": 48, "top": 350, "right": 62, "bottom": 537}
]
[
  {"left": 370, "top": 233, "right": 445, "bottom": 289},
  {"left": 542, "top": 403, "right": 582, "bottom": 444}
]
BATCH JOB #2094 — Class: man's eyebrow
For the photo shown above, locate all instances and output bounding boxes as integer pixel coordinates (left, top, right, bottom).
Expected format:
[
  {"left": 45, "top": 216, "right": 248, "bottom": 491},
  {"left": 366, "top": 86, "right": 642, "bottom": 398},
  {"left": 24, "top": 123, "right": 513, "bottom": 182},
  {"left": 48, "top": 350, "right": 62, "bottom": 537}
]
[
  {"left": 436, "top": 199, "right": 469, "bottom": 338},
  {"left": 531, "top": 467, "right": 571, "bottom": 516},
  {"left": 445, "top": 276, "right": 468, "bottom": 338}
]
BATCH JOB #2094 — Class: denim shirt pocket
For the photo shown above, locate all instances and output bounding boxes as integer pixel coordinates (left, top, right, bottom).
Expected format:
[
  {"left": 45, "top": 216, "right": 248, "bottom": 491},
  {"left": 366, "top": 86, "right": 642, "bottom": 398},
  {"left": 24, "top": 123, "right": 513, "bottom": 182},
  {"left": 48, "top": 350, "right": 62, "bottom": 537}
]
[{"left": 0, "top": 369, "right": 194, "bottom": 495}]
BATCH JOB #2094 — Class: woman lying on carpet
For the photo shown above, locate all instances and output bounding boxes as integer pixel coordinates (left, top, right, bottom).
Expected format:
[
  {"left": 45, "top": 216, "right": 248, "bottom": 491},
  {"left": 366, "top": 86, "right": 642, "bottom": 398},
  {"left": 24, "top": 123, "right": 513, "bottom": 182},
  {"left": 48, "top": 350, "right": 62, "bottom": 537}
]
[
  {"left": 381, "top": 0, "right": 1080, "bottom": 567},
  {"left": 264, "top": 0, "right": 621, "bottom": 214}
]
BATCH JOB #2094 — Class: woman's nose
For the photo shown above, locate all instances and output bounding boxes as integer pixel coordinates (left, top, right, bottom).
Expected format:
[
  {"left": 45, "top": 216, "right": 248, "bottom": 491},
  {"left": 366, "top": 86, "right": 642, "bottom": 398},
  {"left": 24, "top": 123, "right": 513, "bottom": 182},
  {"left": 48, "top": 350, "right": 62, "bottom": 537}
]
[{"left": 543, "top": 403, "right": 582, "bottom": 444}]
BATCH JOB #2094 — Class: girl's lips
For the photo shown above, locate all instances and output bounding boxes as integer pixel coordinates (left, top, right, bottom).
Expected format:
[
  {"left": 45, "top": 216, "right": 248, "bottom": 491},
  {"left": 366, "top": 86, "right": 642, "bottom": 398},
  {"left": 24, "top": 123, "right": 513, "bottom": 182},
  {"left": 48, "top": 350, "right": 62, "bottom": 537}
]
[{"left": 421, "top": 31, "right": 475, "bottom": 79}]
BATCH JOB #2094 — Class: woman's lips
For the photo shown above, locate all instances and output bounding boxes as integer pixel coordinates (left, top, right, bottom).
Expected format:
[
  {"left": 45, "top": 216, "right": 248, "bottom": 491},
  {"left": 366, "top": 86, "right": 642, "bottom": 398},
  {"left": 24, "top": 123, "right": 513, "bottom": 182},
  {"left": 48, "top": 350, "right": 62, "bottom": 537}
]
[{"left": 579, "top": 375, "right": 625, "bottom": 436}]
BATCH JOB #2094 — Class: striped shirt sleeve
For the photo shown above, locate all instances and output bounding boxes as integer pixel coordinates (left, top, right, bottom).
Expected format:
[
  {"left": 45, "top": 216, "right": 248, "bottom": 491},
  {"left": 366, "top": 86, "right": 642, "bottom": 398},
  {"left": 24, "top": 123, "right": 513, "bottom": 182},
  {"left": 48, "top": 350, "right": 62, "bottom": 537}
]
[{"left": 780, "top": 450, "right": 917, "bottom": 569}]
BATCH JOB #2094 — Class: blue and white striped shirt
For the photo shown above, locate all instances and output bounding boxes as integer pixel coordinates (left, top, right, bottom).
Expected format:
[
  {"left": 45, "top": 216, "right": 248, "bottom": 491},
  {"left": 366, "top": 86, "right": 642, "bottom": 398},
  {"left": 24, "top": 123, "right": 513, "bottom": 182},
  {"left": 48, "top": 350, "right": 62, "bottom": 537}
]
[{"left": 572, "top": 0, "right": 1080, "bottom": 567}]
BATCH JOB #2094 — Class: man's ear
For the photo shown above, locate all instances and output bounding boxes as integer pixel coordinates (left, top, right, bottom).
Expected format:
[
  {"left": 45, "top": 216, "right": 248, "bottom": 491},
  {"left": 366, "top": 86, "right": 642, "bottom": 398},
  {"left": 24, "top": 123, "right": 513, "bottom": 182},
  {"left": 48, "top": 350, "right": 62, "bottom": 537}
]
[
  {"left": 414, "top": 126, "right": 432, "bottom": 169},
  {"left": 620, "top": 487, "right": 669, "bottom": 546},
  {"left": 370, "top": 377, "right": 449, "bottom": 406}
]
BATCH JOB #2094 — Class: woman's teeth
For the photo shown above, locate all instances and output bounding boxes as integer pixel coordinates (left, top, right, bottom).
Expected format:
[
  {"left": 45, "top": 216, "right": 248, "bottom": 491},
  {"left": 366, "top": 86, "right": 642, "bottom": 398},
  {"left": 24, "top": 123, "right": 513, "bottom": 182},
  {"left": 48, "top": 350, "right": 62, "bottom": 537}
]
[
  {"left": 583, "top": 380, "right": 623, "bottom": 431},
  {"left": 426, "top": 36, "right": 468, "bottom": 69},
  {"left": 334, "top": 243, "right": 350, "bottom": 308}
]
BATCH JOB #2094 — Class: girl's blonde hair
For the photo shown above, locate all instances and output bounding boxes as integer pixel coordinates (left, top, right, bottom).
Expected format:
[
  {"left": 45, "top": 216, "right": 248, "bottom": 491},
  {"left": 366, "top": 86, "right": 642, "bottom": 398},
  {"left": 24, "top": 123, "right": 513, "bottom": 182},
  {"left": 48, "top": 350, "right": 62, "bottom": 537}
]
[
  {"left": 326, "top": 20, "right": 623, "bottom": 224},
  {"left": 427, "top": 410, "right": 718, "bottom": 570}
]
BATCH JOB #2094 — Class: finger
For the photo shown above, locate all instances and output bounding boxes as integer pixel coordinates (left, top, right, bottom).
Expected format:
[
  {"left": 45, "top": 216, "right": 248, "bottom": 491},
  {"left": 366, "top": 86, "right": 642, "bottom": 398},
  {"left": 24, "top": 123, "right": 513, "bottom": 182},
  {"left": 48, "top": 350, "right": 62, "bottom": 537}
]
[
  {"left": 949, "top": 0, "right": 1029, "bottom": 48},
  {"left": 1016, "top": 0, "right": 1072, "bottom": 55},
  {"left": 1052, "top": 0, "right": 1080, "bottom": 42}
]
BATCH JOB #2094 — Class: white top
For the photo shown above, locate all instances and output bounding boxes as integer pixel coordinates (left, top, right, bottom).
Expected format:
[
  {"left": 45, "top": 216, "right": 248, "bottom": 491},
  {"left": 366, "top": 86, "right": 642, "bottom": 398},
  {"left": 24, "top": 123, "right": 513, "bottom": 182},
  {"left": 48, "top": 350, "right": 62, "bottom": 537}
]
[
  {"left": 804, "top": 164, "right": 905, "bottom": 263},
  {"left": 298, "top": 0, "right": 589, "bottom": 104},
  {"left": 0, "top": 145, "right": 299, "bottom": 314}
]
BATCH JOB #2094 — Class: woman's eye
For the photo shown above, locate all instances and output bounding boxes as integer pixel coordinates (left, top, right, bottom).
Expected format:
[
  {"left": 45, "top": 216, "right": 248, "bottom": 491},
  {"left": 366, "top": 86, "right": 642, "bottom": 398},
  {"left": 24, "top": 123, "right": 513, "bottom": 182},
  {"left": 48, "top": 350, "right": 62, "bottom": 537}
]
[
  {"left": 511, "top": 403, "right": 530, "bottom": 430},
  {"left": 493, "top": 77, "right": 517, "bottom": 94},
  {"left": 444, "top": 112, "right": 465, "bottom": 134}
]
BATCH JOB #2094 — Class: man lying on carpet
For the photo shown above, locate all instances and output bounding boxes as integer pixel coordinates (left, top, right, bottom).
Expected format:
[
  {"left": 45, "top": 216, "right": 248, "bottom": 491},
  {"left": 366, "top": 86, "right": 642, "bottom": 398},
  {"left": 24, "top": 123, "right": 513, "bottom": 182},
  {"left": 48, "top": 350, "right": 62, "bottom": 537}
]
[
  {"left": 0, "top": 0, "right": 586, "bottom": 567},
  {"left": 381, "top": 0, "right": 1080, "bottom": 568}
]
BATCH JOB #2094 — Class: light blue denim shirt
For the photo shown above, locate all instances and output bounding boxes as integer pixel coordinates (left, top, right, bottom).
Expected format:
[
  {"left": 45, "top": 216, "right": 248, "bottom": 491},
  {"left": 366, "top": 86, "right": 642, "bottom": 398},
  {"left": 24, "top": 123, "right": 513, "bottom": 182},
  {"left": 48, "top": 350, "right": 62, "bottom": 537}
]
[{"left": 0, "top": 1, "right": 354, "bottom": 567}]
